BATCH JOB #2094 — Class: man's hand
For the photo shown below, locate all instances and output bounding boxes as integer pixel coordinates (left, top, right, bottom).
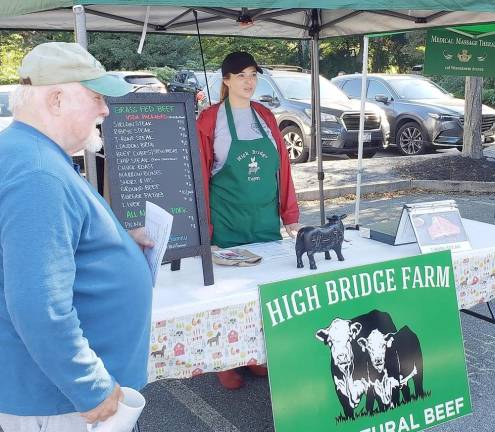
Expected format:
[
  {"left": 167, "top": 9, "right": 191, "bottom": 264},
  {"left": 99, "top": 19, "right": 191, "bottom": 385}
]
[
  {"left": 81, "top": 383, "right": 123, "bottom": 424},
  {"left": 284, "top": 223, "right": 302, "bottom": 239},
  {"left": 128, "top": 227, "right": 154, "bottom": 251}
]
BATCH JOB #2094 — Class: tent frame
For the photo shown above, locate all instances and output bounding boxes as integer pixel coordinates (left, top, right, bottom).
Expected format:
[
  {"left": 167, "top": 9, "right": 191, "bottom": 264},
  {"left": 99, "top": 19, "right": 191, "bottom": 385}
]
[{"left": 57, "top": 4, "right": 490, "bottom": 225}]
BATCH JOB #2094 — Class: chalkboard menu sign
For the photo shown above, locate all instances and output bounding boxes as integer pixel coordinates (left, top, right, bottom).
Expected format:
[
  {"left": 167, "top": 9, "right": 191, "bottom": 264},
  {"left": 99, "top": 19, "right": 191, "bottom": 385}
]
[{"left": 102, "top": 92, "right": 213, "bottom": 285}]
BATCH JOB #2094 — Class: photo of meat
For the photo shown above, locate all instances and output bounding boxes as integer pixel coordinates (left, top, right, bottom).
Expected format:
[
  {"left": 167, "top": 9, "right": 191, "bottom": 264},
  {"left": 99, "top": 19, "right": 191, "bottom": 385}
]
[
  {"left": 410, "top": 210, "right": 469, "bottom": 248},
  {"left": 427, "top": 216, "right": 462, "bottom": 240}
]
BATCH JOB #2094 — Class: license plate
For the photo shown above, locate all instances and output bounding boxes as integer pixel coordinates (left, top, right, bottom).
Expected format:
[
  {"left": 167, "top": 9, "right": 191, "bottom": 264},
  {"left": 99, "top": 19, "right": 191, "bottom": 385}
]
[{"left": 363, "top": 132, "right": 372, "bottom": 142}]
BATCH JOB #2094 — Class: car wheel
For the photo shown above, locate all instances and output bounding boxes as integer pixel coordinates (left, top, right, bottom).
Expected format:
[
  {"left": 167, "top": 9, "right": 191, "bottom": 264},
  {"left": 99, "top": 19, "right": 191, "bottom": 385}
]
[
  {"left": 347, "top": 150, "right": 377, "bottom": 159},
  {"left": 282, "top": 125, "right": 308, "bottom": 163},
  {"left": 396, "top": 122, "right": 428, "bottom": 156}
]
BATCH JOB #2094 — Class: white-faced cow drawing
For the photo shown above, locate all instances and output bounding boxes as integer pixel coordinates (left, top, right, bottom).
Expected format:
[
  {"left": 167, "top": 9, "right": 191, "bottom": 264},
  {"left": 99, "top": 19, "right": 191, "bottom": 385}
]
[
  {"left": 315, "top": 310, "right": 396, "bottom": 418},
  {"left": 357, "top": 325, "right": 424, "bottom": 410}
]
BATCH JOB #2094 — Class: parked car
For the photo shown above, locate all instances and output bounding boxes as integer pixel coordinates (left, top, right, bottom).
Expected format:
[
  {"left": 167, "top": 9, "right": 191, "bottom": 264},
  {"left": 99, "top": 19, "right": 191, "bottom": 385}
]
[
  {"left": 204, "top": 67, "right": 389, "bottom": 163},
  {"left": 168, "top": 70, "right": 215, "bottom": 112},
  {"left": 332, "top": 73, "right": 495, "bottom": 155},
  {"left": 0, "top": 84, "right": 16, "bottom": 132},
  {"left": 108, "top": 71, "right": 167, "bottom": 93}
]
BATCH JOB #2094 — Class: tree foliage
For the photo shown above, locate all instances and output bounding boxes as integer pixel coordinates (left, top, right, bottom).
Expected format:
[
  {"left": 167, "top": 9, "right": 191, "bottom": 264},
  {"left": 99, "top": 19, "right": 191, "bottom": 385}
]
[
  {"left": 0, "top": 31, "right": 73, "bottom": 84},
  {"left": 1, "top": 28, "right": 494, "bottom": 109}
]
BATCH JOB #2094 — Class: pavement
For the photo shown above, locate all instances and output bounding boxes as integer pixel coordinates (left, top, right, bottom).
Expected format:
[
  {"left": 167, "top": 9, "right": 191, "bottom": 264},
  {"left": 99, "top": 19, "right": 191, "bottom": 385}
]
[
  {"left": 290, "top": 146, "right": 495, "bottom": 201},
  {"left": 3, "top": 149, "right": 495, "bottom": 432}
]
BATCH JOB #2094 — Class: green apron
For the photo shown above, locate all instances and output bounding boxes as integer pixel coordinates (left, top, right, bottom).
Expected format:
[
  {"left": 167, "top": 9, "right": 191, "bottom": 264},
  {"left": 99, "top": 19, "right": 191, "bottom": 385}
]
[{"left": 210, "top": 98, "right": 281, "bottom": 248}]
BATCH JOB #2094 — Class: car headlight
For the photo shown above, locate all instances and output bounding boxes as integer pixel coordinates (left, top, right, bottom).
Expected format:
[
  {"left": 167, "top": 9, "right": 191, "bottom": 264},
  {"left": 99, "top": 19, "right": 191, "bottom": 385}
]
[
  {"left": 304, "top": 108, "right": 339, "bottom": 123},
  {"left": 428, "top": 113, "right": 460, "bottom": 121}
]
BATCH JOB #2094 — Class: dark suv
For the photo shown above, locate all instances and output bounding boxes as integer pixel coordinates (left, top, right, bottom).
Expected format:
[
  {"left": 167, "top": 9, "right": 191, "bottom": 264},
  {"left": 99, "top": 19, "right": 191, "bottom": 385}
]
[
  {"left": 332, "top": 73, "right": 495, "bottom": 155},
  {"left": 205, "top": 67, "right": 389, "bottom": 163},
  {"left": 168, "top": 70, "right": 214, "bottom": 112}
]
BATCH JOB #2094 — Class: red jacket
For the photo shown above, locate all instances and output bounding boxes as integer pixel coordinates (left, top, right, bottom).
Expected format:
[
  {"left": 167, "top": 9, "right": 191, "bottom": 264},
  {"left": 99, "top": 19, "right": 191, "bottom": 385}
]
[{"left": 196, "top": 101, "right": 299, "bottom": 237}]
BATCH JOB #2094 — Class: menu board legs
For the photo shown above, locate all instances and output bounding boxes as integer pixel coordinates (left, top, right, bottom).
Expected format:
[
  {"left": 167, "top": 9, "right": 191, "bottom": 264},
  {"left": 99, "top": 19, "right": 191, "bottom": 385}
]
[{"left": 201, "top": 252, "right": 214, "bottom": 286}]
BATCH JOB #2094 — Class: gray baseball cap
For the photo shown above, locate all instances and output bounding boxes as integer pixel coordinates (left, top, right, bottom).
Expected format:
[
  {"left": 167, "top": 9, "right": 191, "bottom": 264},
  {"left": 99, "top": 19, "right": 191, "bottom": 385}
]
[{"left": 18, "top": 42, "right": 134, "bottom": 97}]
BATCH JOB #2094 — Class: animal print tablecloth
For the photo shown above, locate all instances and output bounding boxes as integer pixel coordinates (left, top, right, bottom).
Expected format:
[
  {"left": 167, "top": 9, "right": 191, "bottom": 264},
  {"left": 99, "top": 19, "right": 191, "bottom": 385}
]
[{"left": 147, "top": 246, "right": 495, "bottom": 382}]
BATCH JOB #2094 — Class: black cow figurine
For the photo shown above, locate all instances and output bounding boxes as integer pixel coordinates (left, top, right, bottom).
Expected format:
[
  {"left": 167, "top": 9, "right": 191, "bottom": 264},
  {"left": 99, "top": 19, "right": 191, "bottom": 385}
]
[{"left": 296, "top": 214, "right": 346, "bottom": 270}]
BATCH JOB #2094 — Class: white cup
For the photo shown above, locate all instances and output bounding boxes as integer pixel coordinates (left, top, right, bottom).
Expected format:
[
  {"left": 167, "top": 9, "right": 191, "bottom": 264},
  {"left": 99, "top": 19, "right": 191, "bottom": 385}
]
[{"left": 86, "top": 387, "right": 146, "bottom": 432}]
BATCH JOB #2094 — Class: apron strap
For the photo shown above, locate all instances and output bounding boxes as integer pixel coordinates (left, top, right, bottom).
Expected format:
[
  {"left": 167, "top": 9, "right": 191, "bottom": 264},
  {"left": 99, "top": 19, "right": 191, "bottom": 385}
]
[
  {"left": 224, "top": 97, "right": 269, "bottom": 142},
  {"left": 224, "top": 98, "right": 239, "bottom": 142}
]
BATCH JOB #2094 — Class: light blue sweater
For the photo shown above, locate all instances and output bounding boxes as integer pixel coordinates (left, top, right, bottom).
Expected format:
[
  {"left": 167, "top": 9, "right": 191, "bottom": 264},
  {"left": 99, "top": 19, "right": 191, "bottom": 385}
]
[{"left": 0, "top": 121, "right": 153, "bottom": 415}]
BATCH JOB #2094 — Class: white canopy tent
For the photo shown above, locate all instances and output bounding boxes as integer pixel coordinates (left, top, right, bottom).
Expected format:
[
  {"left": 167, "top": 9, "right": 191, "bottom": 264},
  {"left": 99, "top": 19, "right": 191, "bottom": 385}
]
[{"left": 2, "top": 2, "right": 495, "bottom": 226}]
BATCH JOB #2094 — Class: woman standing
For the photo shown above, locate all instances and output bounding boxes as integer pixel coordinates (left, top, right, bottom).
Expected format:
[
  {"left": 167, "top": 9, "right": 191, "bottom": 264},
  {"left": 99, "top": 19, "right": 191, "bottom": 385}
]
[{"left": 196, "top": 52, "right": 300, "bottom": 389}]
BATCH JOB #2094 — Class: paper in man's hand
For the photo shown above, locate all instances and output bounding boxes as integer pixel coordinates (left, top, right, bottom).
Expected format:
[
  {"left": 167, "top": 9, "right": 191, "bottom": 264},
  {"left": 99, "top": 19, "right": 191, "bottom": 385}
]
[{"left": 144, "top": 201, "right": 173, "bottom": 286}]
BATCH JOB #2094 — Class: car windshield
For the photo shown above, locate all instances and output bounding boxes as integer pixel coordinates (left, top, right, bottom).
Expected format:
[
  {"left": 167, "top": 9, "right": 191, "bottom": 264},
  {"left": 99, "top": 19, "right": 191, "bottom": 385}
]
[
  {"left": 124, "top": 76, "right": 163, "bottom": 86},
  {"left": 388, "top": 78, "right": 450, "bottom": 99},
  {"left": 0, "top": 92, "right": 12, "bottom": 117},
  {"left": 271, "top": 75, "right": 349, "bottom": 103}
]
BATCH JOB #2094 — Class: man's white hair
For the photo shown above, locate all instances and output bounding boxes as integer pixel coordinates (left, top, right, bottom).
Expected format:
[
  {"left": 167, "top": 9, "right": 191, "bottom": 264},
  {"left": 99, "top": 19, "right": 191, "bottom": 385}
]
[{"left": 10, "top": 85, "right": 36, "bottom": 117}]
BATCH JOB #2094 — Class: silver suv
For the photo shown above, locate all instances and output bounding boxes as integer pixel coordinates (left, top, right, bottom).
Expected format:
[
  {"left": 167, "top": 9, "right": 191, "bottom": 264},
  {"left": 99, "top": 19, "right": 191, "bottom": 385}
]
[{"left": 205, "top": 67, "right": 389, "bottom": 163}]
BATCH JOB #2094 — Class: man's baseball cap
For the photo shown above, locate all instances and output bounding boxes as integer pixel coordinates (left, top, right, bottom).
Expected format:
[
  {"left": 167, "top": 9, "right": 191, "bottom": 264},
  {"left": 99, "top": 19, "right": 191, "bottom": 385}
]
[
  {"left": 221, "top": 52, "right": 263, "bottom": 77},
  {"left": 18, "top": 42, "right": 134, "bottom": 97}
]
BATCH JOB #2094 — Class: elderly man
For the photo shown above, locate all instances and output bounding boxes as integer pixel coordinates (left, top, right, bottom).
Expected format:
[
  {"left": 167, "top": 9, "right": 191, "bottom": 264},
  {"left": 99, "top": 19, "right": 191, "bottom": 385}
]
[{"left": 0, "top": 42, "right": 153, "bottom": 432}]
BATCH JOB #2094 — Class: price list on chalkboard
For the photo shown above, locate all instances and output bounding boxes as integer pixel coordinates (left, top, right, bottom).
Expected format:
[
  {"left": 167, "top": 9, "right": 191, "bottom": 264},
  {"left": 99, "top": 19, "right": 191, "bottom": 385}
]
[{"left": 102, "top": 93, "right": 213, "bottom": 285}]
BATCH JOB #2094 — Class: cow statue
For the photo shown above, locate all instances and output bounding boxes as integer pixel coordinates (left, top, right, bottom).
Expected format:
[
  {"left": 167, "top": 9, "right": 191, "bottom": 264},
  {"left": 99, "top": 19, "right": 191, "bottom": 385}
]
[
  {"left": 357, "top": 325, "right": 424, "bottom": 410},
  {"left": 296, "top": 214, "right": 346, "bottom": 270},
  {"left": 315, "top": 310, "right": 397, "bottom": 419}
]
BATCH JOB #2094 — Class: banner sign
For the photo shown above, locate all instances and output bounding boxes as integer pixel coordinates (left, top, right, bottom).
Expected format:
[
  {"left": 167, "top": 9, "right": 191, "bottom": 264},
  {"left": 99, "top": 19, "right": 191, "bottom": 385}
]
[
  {"left": 260, "top": 251, "right": 471, "bottom": 432},
  {"left": 424, "top": 28, "right": 495, "bottom": 77}
]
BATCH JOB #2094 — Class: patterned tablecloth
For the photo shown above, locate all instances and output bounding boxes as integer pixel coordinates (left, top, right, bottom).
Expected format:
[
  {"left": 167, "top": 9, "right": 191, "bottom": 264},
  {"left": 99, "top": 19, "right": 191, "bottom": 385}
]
[{"left": 147, "top": 221, "right": 495, "bottom": 382}]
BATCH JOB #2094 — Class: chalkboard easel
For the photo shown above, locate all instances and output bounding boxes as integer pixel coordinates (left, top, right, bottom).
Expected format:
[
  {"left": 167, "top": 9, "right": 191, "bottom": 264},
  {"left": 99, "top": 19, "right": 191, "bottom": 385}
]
[{"left": 102, "top": 92, "right": 214, "bottom": 286}]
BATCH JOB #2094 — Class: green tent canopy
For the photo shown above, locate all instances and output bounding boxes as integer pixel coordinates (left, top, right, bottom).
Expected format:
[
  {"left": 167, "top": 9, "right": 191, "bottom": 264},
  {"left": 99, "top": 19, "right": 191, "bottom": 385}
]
[{"left": 1, "top": 1, "right": 495, "bottom": 38}]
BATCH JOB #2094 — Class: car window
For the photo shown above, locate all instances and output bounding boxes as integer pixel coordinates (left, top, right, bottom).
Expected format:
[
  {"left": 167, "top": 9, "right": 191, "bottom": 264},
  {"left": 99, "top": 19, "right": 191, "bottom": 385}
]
[
  {"left": 341, "top": 79, "right": 363, "bottom": 98},
  {"left": 367, "top": 80, "right": 392, "bottom": 99},
  {"left": 174, "top": 72, "right": 188, "bottom": 83},
  {"left": 0, "top": 92, "right": 12, "bottom": 117},
  {"left": 124, "top": 76, "right": 163, "bottom": 86},
  {"left": 387, "top": 78, "right": 449, "bottom": 99},
  {"left": 253, "top": 77, "right": 276, "bottom": 100},
  {"left": 271, "top": 75, "right": 349, "bottom": 103}
]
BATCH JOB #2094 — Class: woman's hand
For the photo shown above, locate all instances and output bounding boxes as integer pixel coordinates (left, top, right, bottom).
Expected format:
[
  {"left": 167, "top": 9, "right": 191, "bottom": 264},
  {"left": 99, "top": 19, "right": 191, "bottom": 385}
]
[{"left": 284, "top": 223, "right": 303, "bottom": 239}]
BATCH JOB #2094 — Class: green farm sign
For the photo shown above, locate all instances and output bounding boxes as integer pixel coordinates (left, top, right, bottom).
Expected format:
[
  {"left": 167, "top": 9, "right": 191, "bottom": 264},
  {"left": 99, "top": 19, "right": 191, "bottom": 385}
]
[
  {"left": 424, "top": 28, "right": 495, "bottom": 77},
  {"left": 260, "top": 251, "right": 471, "bottom": 432}
]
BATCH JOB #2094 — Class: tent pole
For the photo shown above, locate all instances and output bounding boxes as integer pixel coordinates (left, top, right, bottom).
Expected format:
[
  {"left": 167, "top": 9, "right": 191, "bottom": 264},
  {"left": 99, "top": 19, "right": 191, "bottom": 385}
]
[
  {"left": 354, "top": 35, "right": 369, "bottom": 229},
  {"left": 310, "top": 9, "right": 325, "bottom": 226},
  {"left": 73, "top": 5, "right": 98, "bottom": 190},
  {"left": 193, "top": 10, "right": 212, "bottom": 107}
]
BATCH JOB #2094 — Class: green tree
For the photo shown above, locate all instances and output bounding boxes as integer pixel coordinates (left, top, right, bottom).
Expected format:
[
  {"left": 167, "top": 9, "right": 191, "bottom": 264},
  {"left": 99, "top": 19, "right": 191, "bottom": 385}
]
[
  {"left": 0, "top": 31, "right": 73, "bottom": 84},
  {"left": 88, "top": 33, "right": 200, "bottom": 71},
  {"left": 319, "top": 36, "right": 363, "bottom": 78},
  {"left": 0, "top": 33, "right": 25, "bottom": 84}
]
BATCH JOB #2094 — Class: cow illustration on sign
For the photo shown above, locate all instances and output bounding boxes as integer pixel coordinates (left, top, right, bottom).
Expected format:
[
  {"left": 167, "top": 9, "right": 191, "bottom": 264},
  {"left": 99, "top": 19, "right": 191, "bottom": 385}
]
[
  {"left": 316, "top": 310, "right": 425, "bottom": 419},
  {"left": 315, "top": 310, "right": 397, "bottom": 418},
  {"left": 357, "top": 326, "right": 424, "bottom": 410}
]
